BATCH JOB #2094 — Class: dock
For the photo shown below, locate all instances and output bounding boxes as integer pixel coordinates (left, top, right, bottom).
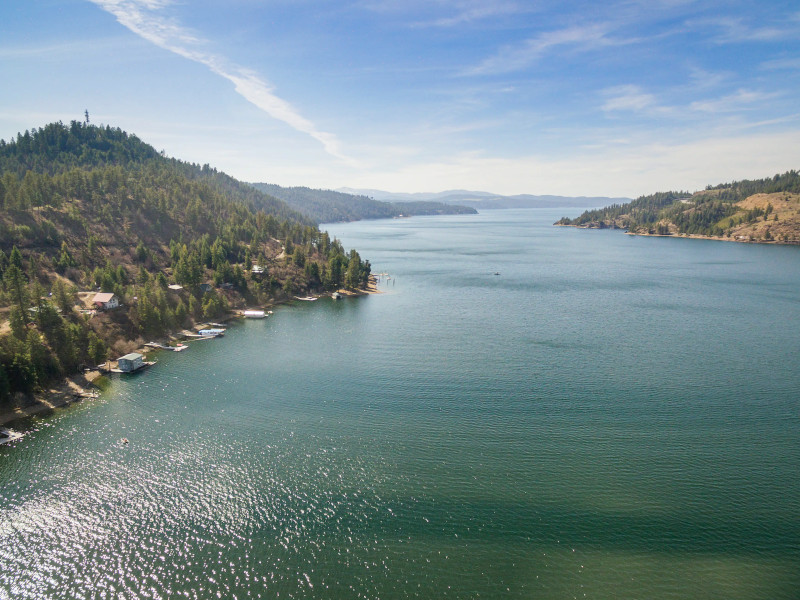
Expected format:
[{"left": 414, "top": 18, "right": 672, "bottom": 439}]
[{"left": 145, "top": 342, "right": 188, "bottom": 351}]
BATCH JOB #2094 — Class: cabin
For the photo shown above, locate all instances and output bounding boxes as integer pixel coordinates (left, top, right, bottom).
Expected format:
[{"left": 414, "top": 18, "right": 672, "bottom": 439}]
[
  {"left": 117, "top": 353, "right": 144, "bottom": 372},
  {"left": 199, "top": 283, "right": 213, "bottom": 294},
  {"left": 92, "top": 292, "right": 119, "bottom": 310}
]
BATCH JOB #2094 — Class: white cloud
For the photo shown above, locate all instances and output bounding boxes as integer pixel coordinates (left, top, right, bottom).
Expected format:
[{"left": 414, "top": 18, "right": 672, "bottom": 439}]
[
  {"left": 689, "top": 89, "right": 778, "bottom": 113},
  {"left": 465, "top": 23, "right": 619, "bottom": 76},
  {"left": 761, "top": 56, "right": 800, "bottom": 71},
  {"left": 414, "top": 1, "right": 526, "bottom": 27},
  {"left": 87, "top": 0, "right": 355, "bottom": 164},
  {"left": 600, "top": 83, "right": 780, "bottom": 122},
  {"left": 336, "top": 130, "right": 800, "bottom": 198},
  {"left": 601, "top": 85, "right": 657, "bottom": 112},
  {"left": 689, "top": 16, "right": 800, "bottom": 43}
]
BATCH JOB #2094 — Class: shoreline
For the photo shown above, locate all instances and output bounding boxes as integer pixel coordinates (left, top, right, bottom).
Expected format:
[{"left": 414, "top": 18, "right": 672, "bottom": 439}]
[
  {"left": 625, "top": 230, "right": 800, "bottom": 245},
  {"left": 556, "top": 223, "right": 800, "bottom": 245},
  {"left": 1, "top": 280, "right": 382, "bottom": 428},
  {"left": 0, "top": 372, "right": 102, "bottom": 427}
]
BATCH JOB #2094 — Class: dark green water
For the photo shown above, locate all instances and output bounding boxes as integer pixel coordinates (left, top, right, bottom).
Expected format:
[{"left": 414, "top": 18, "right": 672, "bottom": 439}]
[{"left": 2, "top": 209, "right": 799, "bottom": 599}]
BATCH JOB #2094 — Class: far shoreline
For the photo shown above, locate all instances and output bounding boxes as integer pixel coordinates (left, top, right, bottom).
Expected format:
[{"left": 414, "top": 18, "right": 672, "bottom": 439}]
[{"left": 555, "top": 223, "right": 800, "bottom": 246}]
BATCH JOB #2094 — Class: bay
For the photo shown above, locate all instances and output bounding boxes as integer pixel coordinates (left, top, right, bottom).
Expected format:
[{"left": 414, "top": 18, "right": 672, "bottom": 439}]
[{"left": 1, "top": 209, "right": 799, "bottom": 599}]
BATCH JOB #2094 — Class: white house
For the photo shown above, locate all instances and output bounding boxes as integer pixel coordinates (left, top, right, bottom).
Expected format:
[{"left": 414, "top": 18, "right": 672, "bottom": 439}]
[{"left": 92, "top": 292, "right": 119, "bottom": 310}]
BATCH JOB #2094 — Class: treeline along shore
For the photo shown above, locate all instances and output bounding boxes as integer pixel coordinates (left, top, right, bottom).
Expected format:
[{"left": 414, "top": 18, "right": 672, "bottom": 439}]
[
  {"left": 0, "top": 121, "right": 375, "bottom": 418},
  {"left": 556, "top": 170, "right": 800, "bottom": 245}
]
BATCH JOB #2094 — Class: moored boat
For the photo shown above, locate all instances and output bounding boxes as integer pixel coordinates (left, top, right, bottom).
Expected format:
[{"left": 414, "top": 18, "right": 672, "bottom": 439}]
[
  {"left": 198, "top": 328, "right": 225, "bottom": 337},
  {"left": 0, "top": 428, "right": 23, "bottom": 446}
]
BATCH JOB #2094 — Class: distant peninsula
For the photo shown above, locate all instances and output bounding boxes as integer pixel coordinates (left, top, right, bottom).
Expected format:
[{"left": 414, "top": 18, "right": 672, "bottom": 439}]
[
  {"left": 249, "top": 184, "right": 629, "bottom": 224},
  {"left": 556, "top": 170, "right": 800, "bottom": 245},
  {"left": 339, "top": 188, "right": 629, "bottom": 211},
  {"left": 249, "top": 183, "right": 477, "bottom": 223}
]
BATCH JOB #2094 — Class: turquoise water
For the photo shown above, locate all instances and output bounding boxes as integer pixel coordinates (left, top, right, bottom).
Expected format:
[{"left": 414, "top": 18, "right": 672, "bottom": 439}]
[{"left": 2, "top": 209, "right": 799, "bottom": 599}]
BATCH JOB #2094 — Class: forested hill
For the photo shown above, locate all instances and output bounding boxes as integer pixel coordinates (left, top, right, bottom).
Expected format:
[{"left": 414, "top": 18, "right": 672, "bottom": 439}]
[
  {"left": 0, "top": 121, "right": 373, "bottom": 405},
  {"left": 250, "top": 182, "right": 477, "bottom": 223},
  {"left": 555, "top": 170, "right": 800, "bottom": 244},
  {"left": 1, "top": 122, "right": 311, "bottom": 226}
]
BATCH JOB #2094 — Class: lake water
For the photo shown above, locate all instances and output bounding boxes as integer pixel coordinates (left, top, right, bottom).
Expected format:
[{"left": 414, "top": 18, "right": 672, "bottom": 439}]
[{"left": 2, "top": 209, "right": 799, "bottom": 599}]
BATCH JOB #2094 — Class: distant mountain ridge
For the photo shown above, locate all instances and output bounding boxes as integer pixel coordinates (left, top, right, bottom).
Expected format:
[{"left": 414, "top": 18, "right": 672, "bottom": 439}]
[
  {"left": 250, "top": 183, "right": 477, "bottom": 223},
  {"left": 337, "top": 188, "right": 629, "bottom": 209}
]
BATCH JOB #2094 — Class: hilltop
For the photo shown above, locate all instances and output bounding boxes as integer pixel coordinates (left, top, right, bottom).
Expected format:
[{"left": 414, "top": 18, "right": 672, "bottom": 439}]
[
  {"left": 0, "top": 121, "right": 372, "bottom": 406},
  {"left": 556, "top": 171, "right": 800, "bottom": 244}
]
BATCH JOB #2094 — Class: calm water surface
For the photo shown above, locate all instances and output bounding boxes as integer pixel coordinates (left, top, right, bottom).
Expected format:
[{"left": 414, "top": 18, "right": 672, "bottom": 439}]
[{"left": 2, "top": 209, "right": 799, "bottom": 599}]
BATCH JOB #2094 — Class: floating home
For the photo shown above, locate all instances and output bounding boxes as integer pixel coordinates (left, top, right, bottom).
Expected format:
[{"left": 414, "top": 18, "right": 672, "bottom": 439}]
[{"left": 117, "top": 353, "right": 145, "bottom": 372}]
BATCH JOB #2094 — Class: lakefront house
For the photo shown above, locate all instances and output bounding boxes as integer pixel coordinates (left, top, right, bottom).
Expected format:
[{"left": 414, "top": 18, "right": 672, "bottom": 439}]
[{"left": 92, "top": 292, "right": 119, "bottom": 310}]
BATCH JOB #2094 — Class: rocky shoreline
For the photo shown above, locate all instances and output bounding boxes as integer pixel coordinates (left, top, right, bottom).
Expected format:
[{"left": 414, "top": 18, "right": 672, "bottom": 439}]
[
  {"left": 556, "top": 222, "right": 800, "bottom": 245},
  {"left": 0, "top": 280, "right": 381, "bottom": 428}
]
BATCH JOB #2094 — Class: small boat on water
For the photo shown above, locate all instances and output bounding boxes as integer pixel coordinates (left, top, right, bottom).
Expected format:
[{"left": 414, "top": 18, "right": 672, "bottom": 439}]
[
  {"left": 243, "top": 310, "right": 266, "bottom": 318},
  {"left": 198, "top": 328, "right": 225, "bottom": 337},
  {"left": 0, "top": 428, "right": 23, "bottom": 446},
  {"left": 331, "top": 292, "right": 342, "bottom": 300},
  {"left": 294, "top": 296, "right": 317, "bottom": 301},
  {"left": 145, "top": 342, "right": 188, "bottom": 351}
]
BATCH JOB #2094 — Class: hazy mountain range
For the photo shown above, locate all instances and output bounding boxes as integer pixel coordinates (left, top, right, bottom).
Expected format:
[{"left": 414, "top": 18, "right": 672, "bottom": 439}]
[{"left": 338, "top": 188, "right": 631, "bottom": 210}]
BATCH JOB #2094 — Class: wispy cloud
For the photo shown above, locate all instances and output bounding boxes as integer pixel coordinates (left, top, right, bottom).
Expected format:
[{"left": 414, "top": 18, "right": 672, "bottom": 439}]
[
  {"left": 761, "top": 56, "right": 800, "bottom": 71},
  {"left": 344, "top": 130, "right": 800, "bottom": 198},
  {"left": 464, "top": 23, "right": 621, "bottom": 76},
  {"left": 0, "top": 38, "right": 125, "bottom": 60},
  {"left": 600, "top": 83, "right": 779, "bottom": 122},
  {"left": 689, "top": 16, "right": 800, "bottom": 43},
  {"left": 686, "top": 66, "right": 731, "bottom": 90},
  {"left": 689, "top": 89, "right": 778, "bottom": 113},
  {"left": 601, "top": 85, "right": 658, "bottom": 113},
  {"left": 88, "top": 0, "right": 356, "bottom": 164},
  {"left": 413, "top": 1, "right": 526, "bottom": 28}
]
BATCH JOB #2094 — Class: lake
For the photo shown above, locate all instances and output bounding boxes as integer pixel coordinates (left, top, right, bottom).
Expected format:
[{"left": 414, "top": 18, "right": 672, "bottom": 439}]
[{"left": 1, "top": 209, "right": 799, "bottom": 599}]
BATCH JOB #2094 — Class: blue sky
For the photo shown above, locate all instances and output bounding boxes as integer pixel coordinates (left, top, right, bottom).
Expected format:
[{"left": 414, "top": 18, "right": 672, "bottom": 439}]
[{"left": 1, "top": 0, "right": 799, "bottom": 197}]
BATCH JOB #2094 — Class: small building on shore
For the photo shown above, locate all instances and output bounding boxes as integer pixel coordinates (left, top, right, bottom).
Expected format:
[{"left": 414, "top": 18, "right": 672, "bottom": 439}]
[
  {"left": 117, "top": 353, "right": 144, "bottom": 372},
  {"left": 93, "top": 292, "right": 119, "bottom": 310}
]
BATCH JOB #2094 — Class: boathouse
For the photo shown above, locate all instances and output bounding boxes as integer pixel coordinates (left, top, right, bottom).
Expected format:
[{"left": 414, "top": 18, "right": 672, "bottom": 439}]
[{"left": 117, "top": 353, "right": 144, "bottom": 372}]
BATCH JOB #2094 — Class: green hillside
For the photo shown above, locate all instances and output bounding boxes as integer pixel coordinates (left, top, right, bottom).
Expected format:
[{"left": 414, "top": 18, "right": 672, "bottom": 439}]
[
  {"left": 556, "top": 170, "right": 800, "bottom": 243},
  {"left": 251, "top": 182, "right": 477, "bottom": 223},
  {"left": 0, "top": 121, "right": 371, "bottom": 404}
]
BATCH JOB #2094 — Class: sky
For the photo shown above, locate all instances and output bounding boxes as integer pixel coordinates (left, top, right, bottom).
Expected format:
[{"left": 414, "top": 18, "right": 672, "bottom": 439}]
[{"left": 1, "top": 0, "right": 799, "bottom": 198}]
